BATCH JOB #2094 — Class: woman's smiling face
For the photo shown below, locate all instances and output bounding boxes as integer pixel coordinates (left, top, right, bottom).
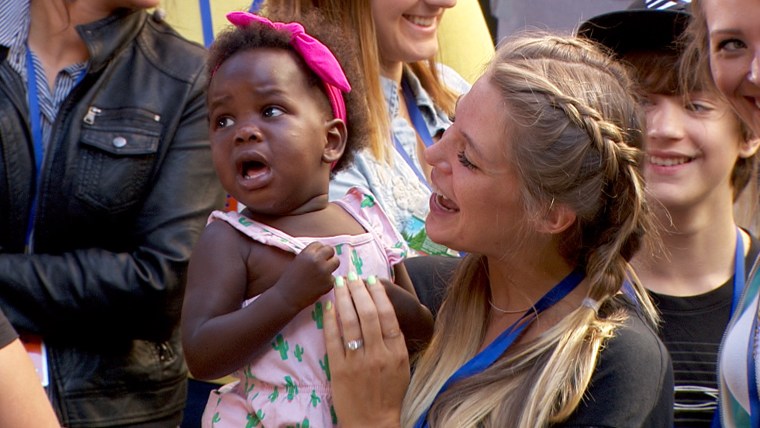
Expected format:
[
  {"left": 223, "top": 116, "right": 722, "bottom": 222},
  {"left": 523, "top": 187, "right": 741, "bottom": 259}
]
[
  {"left": 370, "top": 0, "right": 456, "bottom": 67},
  {"left": 704, "top": 0, "right": 760, "bottom": 136},
  {"left": 423, "top": 76, "right": 527, "bottom": 256}
]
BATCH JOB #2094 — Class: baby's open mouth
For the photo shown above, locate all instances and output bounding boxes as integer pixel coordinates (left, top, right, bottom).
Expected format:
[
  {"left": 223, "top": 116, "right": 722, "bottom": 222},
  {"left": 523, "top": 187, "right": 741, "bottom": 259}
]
[{"left": 242, "top": 160, "right": 267, "bottom": 179}]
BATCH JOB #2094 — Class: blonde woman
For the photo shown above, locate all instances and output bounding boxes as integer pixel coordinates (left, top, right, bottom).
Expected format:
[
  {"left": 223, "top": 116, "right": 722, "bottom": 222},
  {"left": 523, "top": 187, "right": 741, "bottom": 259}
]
[{"left": 321, "top": 33, "right": 674, "bottom": 427}]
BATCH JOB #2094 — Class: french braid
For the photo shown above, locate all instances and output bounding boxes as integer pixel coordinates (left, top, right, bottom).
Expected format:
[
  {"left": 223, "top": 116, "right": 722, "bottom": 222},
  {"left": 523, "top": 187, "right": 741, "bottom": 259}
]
[{"left": 402, "top": 33, "right": 657, "bottom": 427}]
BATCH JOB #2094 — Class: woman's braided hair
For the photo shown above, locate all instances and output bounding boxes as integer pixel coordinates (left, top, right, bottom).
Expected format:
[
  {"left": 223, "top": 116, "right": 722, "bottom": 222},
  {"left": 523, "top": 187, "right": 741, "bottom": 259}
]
[{"left": 402, "top": 33, "right": 657, "bottom": 427}]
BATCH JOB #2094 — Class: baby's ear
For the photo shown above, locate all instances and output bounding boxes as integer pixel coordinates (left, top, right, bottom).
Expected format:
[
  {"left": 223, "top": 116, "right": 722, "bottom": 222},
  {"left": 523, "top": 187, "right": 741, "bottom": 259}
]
[
  {"left": 322, "top": 118, "right": 347, "bottom": 165},
  {"left": 739, "top": 136, "right": 760, "bottom": 159}
]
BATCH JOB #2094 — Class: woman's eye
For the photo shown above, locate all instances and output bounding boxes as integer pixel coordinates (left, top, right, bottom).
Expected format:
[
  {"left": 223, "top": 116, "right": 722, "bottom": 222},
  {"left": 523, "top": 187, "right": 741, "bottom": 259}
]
[
  {"left": 263, "top": 106, "right": 285, "bottom": 118},
  {"left": 457, "top": 150, "right": 476, "bottom": 170},
  {"left": 716, "top": 38, "right": 747, "bottom": 52}
]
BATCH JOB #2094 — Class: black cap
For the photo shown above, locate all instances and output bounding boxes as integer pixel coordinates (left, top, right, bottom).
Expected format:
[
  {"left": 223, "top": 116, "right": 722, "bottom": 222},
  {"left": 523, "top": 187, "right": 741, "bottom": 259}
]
[{"left": 577, "top": 0, "right": 691, "bottom": 57}]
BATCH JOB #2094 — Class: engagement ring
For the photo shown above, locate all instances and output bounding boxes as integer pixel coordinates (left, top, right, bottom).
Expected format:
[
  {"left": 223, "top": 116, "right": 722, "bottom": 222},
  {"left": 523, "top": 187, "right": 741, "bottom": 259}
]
[{"left": 345, "top": 338, "right": 363, "bottom": 351}]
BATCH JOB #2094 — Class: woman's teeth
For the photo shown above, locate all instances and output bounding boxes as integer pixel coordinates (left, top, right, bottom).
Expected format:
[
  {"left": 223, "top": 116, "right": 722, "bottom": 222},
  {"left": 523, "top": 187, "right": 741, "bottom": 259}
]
[{"left": 405, "top": 15, "right": 434, "bottom": 27}]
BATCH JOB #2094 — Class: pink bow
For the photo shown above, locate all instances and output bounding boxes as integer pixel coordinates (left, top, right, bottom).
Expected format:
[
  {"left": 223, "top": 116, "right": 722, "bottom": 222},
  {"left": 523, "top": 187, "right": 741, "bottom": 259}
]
[{"left": 227, "top": 11, "right": 351, "bottom": 123}]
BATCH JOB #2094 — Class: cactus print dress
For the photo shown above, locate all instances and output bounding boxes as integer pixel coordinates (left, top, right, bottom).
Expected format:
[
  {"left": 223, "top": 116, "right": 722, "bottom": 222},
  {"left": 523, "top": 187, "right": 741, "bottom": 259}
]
[{"left": 201, "top": 188, "right": 409, "bottom": 428}]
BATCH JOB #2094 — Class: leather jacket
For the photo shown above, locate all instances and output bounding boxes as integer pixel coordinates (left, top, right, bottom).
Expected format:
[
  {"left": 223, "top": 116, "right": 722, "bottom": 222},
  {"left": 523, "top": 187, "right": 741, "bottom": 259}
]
[{"left": 0, "top": 8, "right": 224, "bottom": 427}]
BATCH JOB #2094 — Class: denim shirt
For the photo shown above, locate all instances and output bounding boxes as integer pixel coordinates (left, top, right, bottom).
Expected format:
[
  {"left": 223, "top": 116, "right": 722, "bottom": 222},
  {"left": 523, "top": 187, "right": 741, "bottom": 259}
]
[{"left": 329, "top": 64, "right": 470, "bottom": 256}]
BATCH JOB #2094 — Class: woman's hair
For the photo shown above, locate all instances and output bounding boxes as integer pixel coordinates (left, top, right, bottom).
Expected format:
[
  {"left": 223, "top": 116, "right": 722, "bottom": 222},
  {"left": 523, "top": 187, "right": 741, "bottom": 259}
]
[
  {"left": 206, "top": 9, "right": 369, "bottom": 174},
  {"left": 625, "top": 48, "right": 758, "bottom": 201},
  {"left": 401, "top": 33, "right": 658, "bottom": 428},
  {"left": 261, "top": 0, "right": 460, "bottom": 162}
]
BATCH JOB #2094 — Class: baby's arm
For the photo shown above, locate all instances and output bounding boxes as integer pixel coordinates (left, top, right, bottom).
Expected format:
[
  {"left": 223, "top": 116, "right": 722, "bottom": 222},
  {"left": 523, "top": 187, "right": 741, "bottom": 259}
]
[
  {"left": 382, "top": 264, "right": 434, "bottom": 355},
  {"left": 181, "top": 221, "right": 339, "bottom": 380}
]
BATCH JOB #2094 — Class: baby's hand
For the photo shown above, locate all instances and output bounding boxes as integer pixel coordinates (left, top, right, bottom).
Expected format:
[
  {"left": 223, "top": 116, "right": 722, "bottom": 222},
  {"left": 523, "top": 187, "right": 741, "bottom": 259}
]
[{"left": 276, "top": 242, "right": 340, "bottom": 310}]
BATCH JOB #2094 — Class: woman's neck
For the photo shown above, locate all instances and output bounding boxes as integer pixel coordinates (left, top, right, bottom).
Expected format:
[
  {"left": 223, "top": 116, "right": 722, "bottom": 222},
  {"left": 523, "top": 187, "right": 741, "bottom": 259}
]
[
  {"left": 633, "top": 199, "right": 744, "bottom": 297},
  {"left": 29, "top": 0, "right": 99, "bottom": 88},
  {"left": 486, "top": 244, "right": 576, "bottom": 311},
  {"left": 380, "top": 59, "right": 404, "bottom": 85}
]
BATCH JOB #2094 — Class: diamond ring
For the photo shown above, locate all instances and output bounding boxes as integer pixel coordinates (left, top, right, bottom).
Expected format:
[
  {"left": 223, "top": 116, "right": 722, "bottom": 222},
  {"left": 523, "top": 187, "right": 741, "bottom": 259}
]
[{"left": 345, "top": 338, "right": 364, "bottom": 351}]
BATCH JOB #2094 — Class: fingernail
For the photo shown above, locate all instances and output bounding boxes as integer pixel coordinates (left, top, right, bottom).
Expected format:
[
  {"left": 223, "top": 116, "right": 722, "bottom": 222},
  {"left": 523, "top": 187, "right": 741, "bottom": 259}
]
[
  {"left": 326, "top": 300, "right": 333, "bottom": 311},
  {"left": 334, "top": 276, "right": 345, "bottom": 288},
  {"left": 348, "top": 271, "right": 358, "bottom": 281},
  {"left": 367, "top": 275, "right": 377, "bottom": 286}
]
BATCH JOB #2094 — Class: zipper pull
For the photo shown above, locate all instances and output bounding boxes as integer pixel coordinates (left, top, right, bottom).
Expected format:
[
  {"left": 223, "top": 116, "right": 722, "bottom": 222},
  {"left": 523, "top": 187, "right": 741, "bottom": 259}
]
[{"left": 82, "top": 106, "right": 101, "bottom": 125}]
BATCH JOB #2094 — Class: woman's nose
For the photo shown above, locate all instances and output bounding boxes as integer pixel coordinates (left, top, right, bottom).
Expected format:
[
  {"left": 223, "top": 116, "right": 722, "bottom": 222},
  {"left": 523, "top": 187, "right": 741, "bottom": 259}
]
[
  {"left": 749, "top": 52, "right": 760, "bottom": 85},
  {"left": 424, "top": 133, "right": 452, "bottom": 173},
  {"left": 425, "top": 0, "right": 457, "bottom": 9}
]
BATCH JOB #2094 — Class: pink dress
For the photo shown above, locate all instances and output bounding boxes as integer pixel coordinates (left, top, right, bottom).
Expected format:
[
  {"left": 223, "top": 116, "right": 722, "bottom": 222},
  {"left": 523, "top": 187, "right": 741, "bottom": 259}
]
[{"left": 201, "top": 188, "right": 409, "bottom": 428}]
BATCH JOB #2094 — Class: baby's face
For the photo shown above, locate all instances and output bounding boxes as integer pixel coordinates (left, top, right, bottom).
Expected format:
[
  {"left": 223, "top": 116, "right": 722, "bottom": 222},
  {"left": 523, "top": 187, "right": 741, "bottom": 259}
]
[{"left": 207, "top": 48, "right": 334, "bottom": 215}]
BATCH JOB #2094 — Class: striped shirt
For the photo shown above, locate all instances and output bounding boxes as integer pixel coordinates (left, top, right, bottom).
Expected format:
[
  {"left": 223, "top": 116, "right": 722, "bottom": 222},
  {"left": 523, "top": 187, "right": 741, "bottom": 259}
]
[{"left": 0, "top": 0, "right": 87, "bottom": 158}]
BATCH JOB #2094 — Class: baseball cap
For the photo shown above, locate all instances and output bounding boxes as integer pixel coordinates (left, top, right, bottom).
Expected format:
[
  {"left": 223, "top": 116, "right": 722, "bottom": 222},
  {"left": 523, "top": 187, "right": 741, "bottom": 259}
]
[{"left": 576, "top": 0, "right": 691, "bottom": 57}]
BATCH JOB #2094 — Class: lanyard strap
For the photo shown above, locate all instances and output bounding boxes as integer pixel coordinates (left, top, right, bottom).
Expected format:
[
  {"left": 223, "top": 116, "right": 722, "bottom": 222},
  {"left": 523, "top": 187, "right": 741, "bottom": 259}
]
[
  {"left": 23, "top": 48, "right": 85, "bottom": 250},
  {"left": 392, "top": 78, "right": 436, "bottom": 190},
  {"left": 731, "top": 228, "right": 746, "bottom": 316},
  {"left": 24, "top": 48, "right": 44, "bottom": 251},
  {"left": 393, "top": 134, "right": 430, "bottom": 190},
  {"left": 26, "top": 48, "right": 44, "bottom": 176},
  {"left": 414, "top": 269, "right": 586, "bottom": 428},
  {"left": 401, "top": 79, "right": 435, "bottom": 149}
]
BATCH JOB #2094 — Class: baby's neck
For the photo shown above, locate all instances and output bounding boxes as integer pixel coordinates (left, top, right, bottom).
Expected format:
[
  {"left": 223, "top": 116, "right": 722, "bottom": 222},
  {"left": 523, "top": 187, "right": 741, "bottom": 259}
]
[{"left": 242, "top": 196, "right": 363, "bottom": 238}]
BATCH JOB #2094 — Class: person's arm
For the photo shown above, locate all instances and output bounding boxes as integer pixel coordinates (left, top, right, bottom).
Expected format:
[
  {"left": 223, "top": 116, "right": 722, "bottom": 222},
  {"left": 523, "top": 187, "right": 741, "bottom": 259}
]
[
  {"left": 182, "top": 222, "right": 340, "bottom": 379},
  {"left": 324, "top": 274, "right": 408, "bottom": 428},
  {"left": 385, "top": 264, "right": 434, "bottom": 354},
  {"left": 0, "top": 72, "right": 225, "bottom": 342},
  {"left": 0, "top": 314, "right": 59, "bottom": 428}
]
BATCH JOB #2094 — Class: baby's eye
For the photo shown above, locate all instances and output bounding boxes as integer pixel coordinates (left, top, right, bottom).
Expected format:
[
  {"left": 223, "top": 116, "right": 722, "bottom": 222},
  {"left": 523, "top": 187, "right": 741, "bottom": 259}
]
[
  {"left": 214, "top": 116, "right": 235, "bottom": 129},
  {"left": 262, "top": 106, "right": 285, "bottom": 118}
]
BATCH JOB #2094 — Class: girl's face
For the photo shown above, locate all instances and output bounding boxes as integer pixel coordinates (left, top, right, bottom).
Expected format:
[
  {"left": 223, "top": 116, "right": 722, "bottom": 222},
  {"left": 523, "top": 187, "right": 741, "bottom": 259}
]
[
  {"left": 424, "top": 76, "right": 526, "bottom": 256},
  {"left": 643, "top": 91, "right": 758, "bottom": 212},
  {"left": 207, "top": 48, "right": 341, "bottom": 215},
  {"left": 370, "top": 0, "right": 456, "bottom": 71},
  {"left": 703, "top": 0, "right": 760, "bottom": 136}
]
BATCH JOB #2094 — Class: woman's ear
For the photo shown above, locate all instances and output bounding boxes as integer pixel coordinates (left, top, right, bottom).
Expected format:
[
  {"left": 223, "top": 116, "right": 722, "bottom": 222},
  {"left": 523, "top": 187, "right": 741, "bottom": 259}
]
[
  {"left": 322, "top": 118, "right": 347, "bottom": 164},
  {"left": 739, "top": 136, "right": 760, "bottom": 159},
  {"left": 536, "top": 201, "right": 577, "bottom": 235}
]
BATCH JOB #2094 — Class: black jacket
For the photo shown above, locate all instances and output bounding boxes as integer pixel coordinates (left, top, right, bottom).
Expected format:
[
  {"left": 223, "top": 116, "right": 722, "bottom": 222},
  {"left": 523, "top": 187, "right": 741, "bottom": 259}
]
[{"left": 0, "top": 8, "right": 224, "bottom": 427}]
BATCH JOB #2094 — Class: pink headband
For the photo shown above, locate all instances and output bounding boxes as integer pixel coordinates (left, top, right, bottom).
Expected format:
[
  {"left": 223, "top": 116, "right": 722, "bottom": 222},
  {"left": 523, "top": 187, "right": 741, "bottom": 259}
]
[{"left": 226, "top": 11, "right": 351, "bottom": 123}]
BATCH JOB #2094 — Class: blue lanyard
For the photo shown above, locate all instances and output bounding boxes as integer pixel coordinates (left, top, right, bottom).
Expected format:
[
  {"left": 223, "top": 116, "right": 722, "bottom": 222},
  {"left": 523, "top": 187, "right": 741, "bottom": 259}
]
[
  {"left": 24, "top": 48, "right": 44, "bottom": 251},
  {"left": 711, "top": 228, "right": 748, "bottom": 427},
  {"left": 23, "top": 48, "right": 85, "bottom": 250},
  {"left": 26, "top": 49, "right": 44, "bottom": 175},
  {"left": 413, "top": 268, "right": 586, "bottom": 428},
  {"left": 392, "top": 79, "right": 435, "bottom": 190},
  {"left": 731, "top": 228, "right": 746, "bottom": 315}
]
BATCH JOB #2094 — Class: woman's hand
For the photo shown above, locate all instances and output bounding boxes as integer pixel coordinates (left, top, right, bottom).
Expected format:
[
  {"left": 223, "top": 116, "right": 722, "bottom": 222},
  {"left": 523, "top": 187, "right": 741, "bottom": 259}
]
[{"left": 324, "top": 274, "right": 410, "bottom": 428}]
